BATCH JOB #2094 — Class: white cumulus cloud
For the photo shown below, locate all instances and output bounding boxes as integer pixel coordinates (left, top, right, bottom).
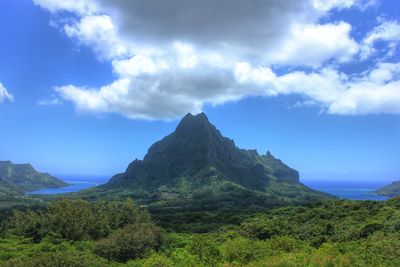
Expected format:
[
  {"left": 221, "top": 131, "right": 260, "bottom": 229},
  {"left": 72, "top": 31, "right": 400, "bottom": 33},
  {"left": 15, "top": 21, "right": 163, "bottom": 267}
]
[
  {"left": 33, "top": 0, "right": 97, "bottom": 14},
  {"left": 64, "top": 14, "right": 132, "bottom": 60},
  {"left": 265, "top": 22, "right": 359, "bottom": 67},
  {"left": 361, "top": 20, "right": 400, "bottom": 60},
  {"left": 329, "top": 62, "right": 400, "bottom": 114},
  {"left": 32, "top": 0, "right": 400, "bottom": 119},
  {"left": 312, "top": 0, "right": 375, "bottom": 11}
]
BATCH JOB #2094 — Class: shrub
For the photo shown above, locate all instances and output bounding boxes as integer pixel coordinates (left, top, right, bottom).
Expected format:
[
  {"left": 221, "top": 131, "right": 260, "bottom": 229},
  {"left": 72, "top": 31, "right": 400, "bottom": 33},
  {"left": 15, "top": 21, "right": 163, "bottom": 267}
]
[
  {"left": 265, "top": 236, "right": 306, "bottom": 254},
  {"left": 240, "top": 218, "right": 278, "bottom": 240},
  {"left": 221, "top": 237, "right": 265, "bottom": 265},
  {"left": 127, "top": 253, "right": 174, "bottom": 267},
  {"left": 94, "top": 223, "right": 164, "bottom": 262},
  {"left": 1, "top": 250, "right": 110, "bottom": 267},
  {"left": 170, "top": 248, "right": 200, "bottom": 267},
  {"left": 186, "top": 234, "right": 221, "bottom": 266},
  {"left": 359, "top": 222, "right": 383, "bottom": 238},
  {"left": 357, "top": 232, "right": 400, "bottom": 267}
]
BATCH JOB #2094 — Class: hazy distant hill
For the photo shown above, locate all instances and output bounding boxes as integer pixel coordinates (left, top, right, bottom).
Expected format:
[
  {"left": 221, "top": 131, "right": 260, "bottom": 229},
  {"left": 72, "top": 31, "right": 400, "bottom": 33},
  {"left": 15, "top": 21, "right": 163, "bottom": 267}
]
[
  {"left": 0, "top": 161, "right": 67, "bottom": 196},
  {"left": 91, "top": 113, "right": 333, "bottom": 213},
  {"left": 374, "top": 180, "right": 400, "bottom": 197}
]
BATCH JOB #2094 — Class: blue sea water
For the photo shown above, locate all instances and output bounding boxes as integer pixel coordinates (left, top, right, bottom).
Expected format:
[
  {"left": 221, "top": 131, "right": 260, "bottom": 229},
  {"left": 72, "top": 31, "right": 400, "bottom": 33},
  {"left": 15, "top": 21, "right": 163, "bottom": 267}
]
[
  {"left": 27, "top": 174, "right": 110, "bottom": 195},
  {"left": 302, "top": 179, "right": 390, "bottom": 201},
  {"left": 27, "top": 175, "right": 391, "bottom": 201}
]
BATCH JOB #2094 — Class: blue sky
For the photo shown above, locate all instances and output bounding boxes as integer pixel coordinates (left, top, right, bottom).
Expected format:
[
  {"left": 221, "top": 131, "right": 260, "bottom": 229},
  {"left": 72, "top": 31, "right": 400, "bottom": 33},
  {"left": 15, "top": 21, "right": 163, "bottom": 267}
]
[{"left": 0, "top": 0, "right": 399, "bottom": 182}]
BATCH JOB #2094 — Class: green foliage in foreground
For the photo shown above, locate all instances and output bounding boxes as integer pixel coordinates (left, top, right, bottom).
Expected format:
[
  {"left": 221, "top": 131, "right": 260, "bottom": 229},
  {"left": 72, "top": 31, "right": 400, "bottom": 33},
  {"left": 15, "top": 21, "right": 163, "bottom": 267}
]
[
  {"left": 0, "top": 197, "right": 399, "bottom": 266},
  {"left": 7, "top": 198, "right": 153, "bottom": 242},
  {"left": 94, "top": 223, "right": 164, "bottom": 262}
]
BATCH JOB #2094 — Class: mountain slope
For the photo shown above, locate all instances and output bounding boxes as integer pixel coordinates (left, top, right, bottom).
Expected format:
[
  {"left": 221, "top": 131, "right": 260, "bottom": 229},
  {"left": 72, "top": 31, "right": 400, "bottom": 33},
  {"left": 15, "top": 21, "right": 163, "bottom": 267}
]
[
  {"left": 0, "top": 161, "right": 67, "bottom": 196},
  {"left": 94, "top": 113, "right": 333, "bottom": 212},
  {"left": 105, "top": 113, "right": 299, "bottom": 190},
  {"left": 374, "top": 180, "right": 400, "bottom": 197}
]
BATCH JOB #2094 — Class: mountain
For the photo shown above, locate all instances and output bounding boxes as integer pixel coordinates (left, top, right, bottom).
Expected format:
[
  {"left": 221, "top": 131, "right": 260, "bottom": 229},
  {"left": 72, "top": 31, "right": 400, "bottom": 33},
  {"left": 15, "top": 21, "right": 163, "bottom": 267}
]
[
  {"left": 94, "top": 113, "right": 332, "bottom": 215},
  {"left": 374, "top": 180, "right": 400, "bottom": 197},
  {"left": 0, "top": 161, "right": 67, "bottom": 196}
]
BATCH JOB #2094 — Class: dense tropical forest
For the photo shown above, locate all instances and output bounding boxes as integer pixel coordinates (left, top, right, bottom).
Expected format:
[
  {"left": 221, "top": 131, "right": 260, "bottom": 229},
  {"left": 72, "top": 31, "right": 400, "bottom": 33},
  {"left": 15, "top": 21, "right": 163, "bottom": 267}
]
[{"left": 0, "top": 197, "right": 399, "bottom": 267}]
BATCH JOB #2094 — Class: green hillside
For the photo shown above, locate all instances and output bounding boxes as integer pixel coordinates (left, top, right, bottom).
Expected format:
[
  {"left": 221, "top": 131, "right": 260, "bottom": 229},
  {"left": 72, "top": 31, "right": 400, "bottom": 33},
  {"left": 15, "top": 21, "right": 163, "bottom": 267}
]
[
  {"left": 374, "top": 180, "right": 400, "bottom": 197},
  {"left": 0, "top": 161, "right": 67, "bottom": 196}
]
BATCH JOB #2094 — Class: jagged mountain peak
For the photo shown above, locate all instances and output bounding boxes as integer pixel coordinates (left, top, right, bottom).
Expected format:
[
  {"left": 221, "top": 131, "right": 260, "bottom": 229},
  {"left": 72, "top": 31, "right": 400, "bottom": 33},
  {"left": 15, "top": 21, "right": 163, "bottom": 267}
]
[
  {"left": 174, "top": 112, "right": 219, "bottom": 138},
  {"left": 144, "top": 112, "right": 228, "bottom": 162},
  {"left": 179, "top": 112, "right": 209, "bottom": 124}
]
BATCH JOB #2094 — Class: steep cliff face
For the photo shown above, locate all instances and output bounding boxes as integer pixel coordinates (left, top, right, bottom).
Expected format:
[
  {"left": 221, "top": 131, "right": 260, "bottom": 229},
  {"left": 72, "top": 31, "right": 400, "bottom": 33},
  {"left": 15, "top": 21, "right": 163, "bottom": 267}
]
[{"left": 104, "top": 113, "right": 299, "bottom": 191}]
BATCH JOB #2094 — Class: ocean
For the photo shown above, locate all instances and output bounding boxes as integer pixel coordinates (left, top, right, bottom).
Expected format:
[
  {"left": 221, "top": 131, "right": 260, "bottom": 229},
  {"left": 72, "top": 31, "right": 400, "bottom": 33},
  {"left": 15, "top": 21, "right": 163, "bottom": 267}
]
[
  {"left": 302, "top": 179, "right": 390, "bottom": 201},
  {"left": 27, "top": 174, "right": 110, "bottom": 195},
  {"left": 28, "top": 175, "right": 391, "bottom": 201}
]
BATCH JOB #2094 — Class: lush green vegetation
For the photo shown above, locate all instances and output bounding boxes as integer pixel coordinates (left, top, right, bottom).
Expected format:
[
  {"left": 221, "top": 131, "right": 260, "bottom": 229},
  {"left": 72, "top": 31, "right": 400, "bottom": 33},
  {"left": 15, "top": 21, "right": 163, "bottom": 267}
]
[
  {"left": 84, "top": 183, "right": 330, "bottom": 233},
  {"left": 1, "top": 197, "right": 399, "bottom": 266},
  {"left": 375, "top": 180, "right": 400, "bottom": 197},
  {"left": 0, "top": 194, "right": 46, "bottom": 211}
]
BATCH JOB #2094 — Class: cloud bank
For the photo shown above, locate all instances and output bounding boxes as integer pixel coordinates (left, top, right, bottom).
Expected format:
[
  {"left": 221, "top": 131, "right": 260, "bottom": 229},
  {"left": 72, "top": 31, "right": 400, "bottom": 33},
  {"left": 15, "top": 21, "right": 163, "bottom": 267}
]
[{"left": 33, "top": 0, "right": 400, "bottom": 119}]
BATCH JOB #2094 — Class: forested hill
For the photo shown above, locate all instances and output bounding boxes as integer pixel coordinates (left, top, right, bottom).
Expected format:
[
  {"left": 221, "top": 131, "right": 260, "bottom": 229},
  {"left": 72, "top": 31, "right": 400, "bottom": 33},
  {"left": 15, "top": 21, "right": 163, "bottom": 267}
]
[
  {"left": 89, "top": 113, "right": 333, "bottom": 213},
  {"left": 375, "top": 180, "right": 400, "bottom": 197},
  {"left": 0, "top": 161, "right": 67, "bottom": 196}
]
